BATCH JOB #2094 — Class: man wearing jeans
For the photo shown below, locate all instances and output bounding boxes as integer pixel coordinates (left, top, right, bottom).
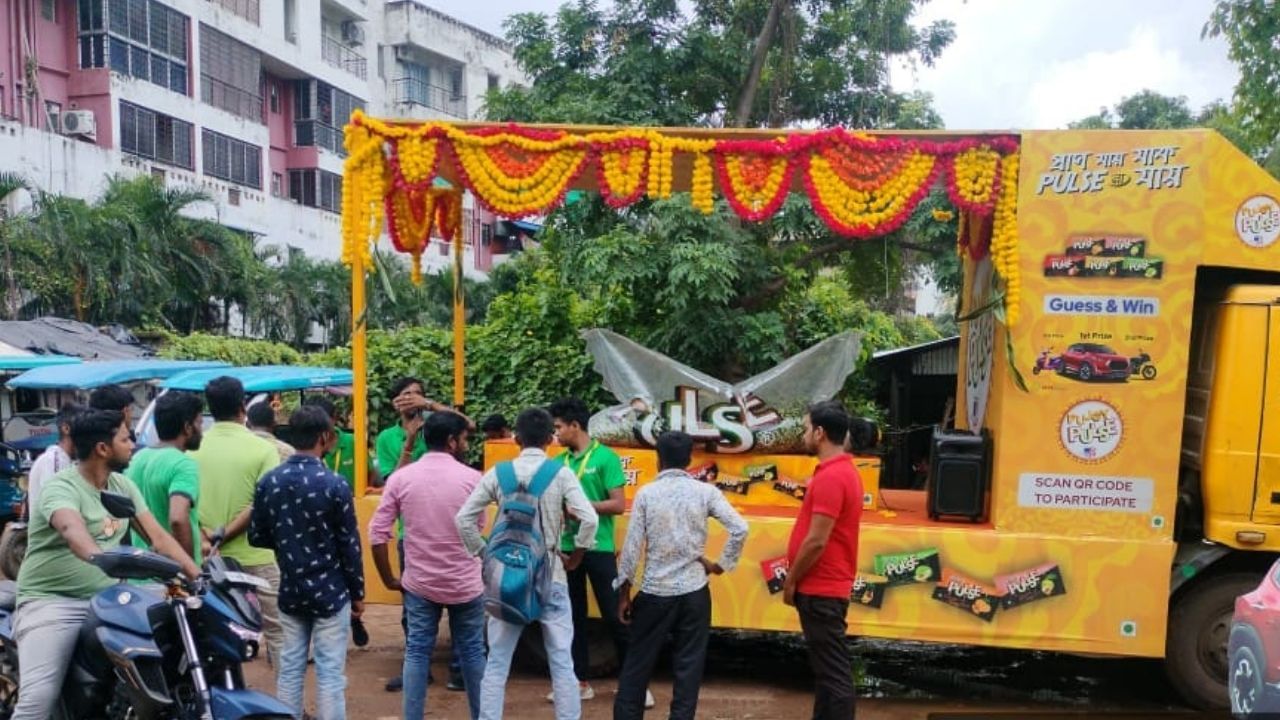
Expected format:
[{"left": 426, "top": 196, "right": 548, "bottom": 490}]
[
  {"left": 456, "top": 408, "right": 599, "bottom": 720},
  {"left": 613, "top": 431, "right": 748, "bottom": 720},
  {"left": 193, "top": 376, "right": 284, "bottom": 666},
  {"left": 783, "top": 401, "right": 864, "bottom": 720},
  {"left": 548, "top": 397, "right": 634, "bottom": 704},
  {"left": 12, "top": 410, "right": 200, "bottom": 720},
  {"left": 249, "top": 406, "right": 365, "bottom": 720},
  {"left": 369, "top": 410, "right": 488, "bottom": 719}
]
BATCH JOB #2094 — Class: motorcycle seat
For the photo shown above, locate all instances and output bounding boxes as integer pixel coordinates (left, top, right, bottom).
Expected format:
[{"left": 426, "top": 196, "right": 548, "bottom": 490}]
[{"left": 0, "top": 580, "right": 16, "bottom": 611}]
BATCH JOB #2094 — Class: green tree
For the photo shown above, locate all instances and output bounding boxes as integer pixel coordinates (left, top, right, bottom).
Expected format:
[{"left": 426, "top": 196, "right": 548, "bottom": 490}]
[
  {"left": 1068, "top": 90, "right": 1196, "bottom": 130},
  {"left": 1066, "top": 89, "right": 1276, "bottom": 174},
  {"left": 486, "top": 0, "right": 955, "bottom": 128},
  {"left": 0, "top": 173, "right": 33, "bottom": 319},
  {"left": 1205, "top": 0, "right": 1280, "bottom": 157},
  {"left": 481, "top": 0, "right": 958, "bottom": 388}
]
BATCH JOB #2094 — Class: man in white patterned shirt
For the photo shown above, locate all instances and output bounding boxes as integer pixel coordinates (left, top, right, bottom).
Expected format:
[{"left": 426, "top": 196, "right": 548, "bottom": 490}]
[{"left": 612, "top": 431, "right": 748, "bottom": 720}]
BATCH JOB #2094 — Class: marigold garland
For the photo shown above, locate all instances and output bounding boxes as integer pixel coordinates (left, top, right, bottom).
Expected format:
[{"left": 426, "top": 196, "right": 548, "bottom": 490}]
[
  {"left": 450, "top": 131, "right": 589, "bottom": 218},
  {"left": 340, "top": 112, "right": 1025, "bottom": 318},
  {"left": 803, "top": 146, "right": 939, "bottom": 237},
  {"left": 990, "top": 152, "right": 1021, "bottom": 325},
  {"left": 597, "top": 140, "right": 649, "bottom": 208},
  {"left": 714, "top": 140, "right": 795, "bottom": 222},
  {"left": 340, "top": 115, "right": 389, "bottom": 271},
  {"left": 946, "top": 145, "right": 1002, "bottom": 215},
  {"left": 394, "top": 135, "right": 441, "bottom": 188}
]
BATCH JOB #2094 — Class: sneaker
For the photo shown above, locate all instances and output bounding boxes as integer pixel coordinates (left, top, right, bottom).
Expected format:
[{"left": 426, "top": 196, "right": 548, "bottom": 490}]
[
  {"left": 385, "top": 675, "right": 403, "bottom": 692},
  {"left": 645, "top": 689, "right": 655, "bottom": 709},
  {"left": 446, "top": 672, "right": 465, "bottom": 692},
  {"left": 546, "top": 683, "right": 595, "bottom": 702}
]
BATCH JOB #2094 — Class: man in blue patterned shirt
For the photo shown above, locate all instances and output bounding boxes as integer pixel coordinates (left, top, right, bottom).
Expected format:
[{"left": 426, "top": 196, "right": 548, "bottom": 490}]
[
  {"left": 249, "top": 405, "right": 365, "bottom": 720},
  {"left": 612, "top": 431, "right": 748, "bottom": 720}
]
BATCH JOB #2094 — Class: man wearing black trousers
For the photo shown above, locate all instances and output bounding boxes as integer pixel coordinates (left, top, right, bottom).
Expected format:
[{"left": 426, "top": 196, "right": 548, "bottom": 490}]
[
  {"left": 548, "top": 397, "right": 638, "bottom": 704},
  {"left": 612, "top": 431, "right": 748, "bottom": 720},
  {"left": 783, "top": 401, "right": 864, "bottom": 720}
]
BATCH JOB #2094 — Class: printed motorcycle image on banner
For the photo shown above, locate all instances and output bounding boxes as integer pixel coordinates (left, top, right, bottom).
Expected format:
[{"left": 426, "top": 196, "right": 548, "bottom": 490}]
[{"left": 1031, "top": 342, "right": 1158, "bottom": 383}]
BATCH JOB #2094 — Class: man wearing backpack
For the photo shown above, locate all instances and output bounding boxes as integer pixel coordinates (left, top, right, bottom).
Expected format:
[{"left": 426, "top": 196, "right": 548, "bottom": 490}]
[{"left": 456, "top": 408, "right": 599, "bottom": 720}]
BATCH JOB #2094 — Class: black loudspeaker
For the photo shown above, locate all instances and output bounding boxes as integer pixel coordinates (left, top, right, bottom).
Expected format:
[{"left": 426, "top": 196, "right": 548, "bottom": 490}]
[{"left": 926, "top": 428, "right": 992, "bottom": 522}]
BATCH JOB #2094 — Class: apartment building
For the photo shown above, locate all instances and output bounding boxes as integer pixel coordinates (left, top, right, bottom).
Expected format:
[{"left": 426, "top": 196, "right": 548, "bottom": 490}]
[{"left": 0, "top": 0, "right": 526, "bottom": 274}]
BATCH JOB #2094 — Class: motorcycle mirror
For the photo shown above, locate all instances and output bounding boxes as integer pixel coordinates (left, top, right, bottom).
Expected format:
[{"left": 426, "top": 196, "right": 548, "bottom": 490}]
[{"left": 99, "top": 491, "right": 137, "bottom": 519}]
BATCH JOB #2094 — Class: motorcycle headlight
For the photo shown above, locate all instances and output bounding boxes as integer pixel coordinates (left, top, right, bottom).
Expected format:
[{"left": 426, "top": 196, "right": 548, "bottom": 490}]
[{"left": 227, "top": 621, "right": 262, "bottom": 660}]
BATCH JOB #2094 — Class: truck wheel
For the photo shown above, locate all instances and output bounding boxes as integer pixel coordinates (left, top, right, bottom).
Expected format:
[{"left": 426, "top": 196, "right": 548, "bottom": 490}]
[
  {"left": 0, "top": 525, "right": 25, "bottom": 581},
  {"left": 1165, "top": 573, "right": 1258, "bottom": 710}
]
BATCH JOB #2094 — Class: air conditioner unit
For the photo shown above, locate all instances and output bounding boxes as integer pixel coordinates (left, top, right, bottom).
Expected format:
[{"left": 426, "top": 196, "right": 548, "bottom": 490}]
[
  {"left": 60, "top": 109, "right": 96, "bottom": 138},
  {"left": 341, "top": 21, "right": 365, "bottom": 46}
]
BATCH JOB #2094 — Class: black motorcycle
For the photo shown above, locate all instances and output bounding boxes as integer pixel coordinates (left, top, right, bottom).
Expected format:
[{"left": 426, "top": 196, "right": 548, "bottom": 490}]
[
  {"left": 0, "top": 491, "right": 292, "bottom": 720},
  {"left": 1129, "top": 350, "right": 1158, "bottom": 380}
]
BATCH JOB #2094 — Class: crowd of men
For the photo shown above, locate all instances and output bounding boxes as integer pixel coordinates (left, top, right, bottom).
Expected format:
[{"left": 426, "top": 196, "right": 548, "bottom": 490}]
[{"left": 9, "top": 375, "right": 865, "bottom": 720}]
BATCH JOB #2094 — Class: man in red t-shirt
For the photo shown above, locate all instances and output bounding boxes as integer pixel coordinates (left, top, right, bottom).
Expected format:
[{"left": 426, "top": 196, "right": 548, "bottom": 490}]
[{"left": 784, "top": 400, "right": 863, "bottom": 720}]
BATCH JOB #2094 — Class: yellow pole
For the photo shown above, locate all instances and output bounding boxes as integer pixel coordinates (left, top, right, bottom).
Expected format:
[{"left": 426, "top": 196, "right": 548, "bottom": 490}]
[
  {"left": 452, "top": 212, "right": 465, "bottom": 406},
  {"left": 351, "top": 250, "right": 369, "bottom": 496}
]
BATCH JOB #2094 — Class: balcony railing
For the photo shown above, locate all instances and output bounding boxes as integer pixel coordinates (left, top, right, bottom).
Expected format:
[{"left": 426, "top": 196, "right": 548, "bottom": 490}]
[
  {"left": 201, "top": 75, "right": 263, "bottom": 123},
  {"left": 294, "top": 120, "right": 346, "bottom": 157},
  {"left": 321, "top": 36, "right": 368, "bottom": 80},
  {"left": 391, "top": 77, "right": 466, "bottom": 119}
]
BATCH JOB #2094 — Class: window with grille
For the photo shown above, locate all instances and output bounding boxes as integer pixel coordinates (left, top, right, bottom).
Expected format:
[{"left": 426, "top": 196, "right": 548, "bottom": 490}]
[
  {"left": 292, "top": 80, "right": 363, "bottom": 157},
  {"left": 201, "top": 129, "right": 262, "bottom": 189},
  {"left": 210, "top": 0, "right": 259, "bottom": 25},
  {"left": 79, "top": 0, "right": 188, "bottom": 95},
  {"left": 289, "top": 169, "right": 342, "bottom": 213},
  {"left": 119, "top": 100, "right": 193, "bottom": 169},
  {"left": 199, "top": 24, "right": 262, "bottom": 122}
]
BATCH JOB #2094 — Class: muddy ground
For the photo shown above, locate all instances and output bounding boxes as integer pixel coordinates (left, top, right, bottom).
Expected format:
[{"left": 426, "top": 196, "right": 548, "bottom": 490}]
[{"left": 243, "top": 605, "right": 1223, "bottom": 719}]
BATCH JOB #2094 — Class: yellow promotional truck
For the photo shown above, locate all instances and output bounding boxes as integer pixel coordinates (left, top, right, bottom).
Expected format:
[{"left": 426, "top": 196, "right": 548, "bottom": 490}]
[{"left": 342, "top": 117, "right": 1280, "bottom": 711}]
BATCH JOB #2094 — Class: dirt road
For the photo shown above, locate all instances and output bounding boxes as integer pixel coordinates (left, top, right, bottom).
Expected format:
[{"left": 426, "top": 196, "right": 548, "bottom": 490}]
[{"left": 245, "top": 605, "right": 1199, "bottom": 719}]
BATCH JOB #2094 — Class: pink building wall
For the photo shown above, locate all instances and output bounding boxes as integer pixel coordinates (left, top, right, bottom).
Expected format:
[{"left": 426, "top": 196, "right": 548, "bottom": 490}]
[
  {"left": 1, "top": 2, "right": 16, "bottom": 119},
  {"left": 3, "top": 1, "right": 114, "bottom": 148},
  {"left": 264, "top": 73, "right": 291, "bottom": 192}
]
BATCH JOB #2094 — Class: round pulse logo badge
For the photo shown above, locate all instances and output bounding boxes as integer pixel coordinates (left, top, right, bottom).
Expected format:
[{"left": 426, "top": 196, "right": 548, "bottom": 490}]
[
  {"left": 1235, "top": 195, "right": 1280, "bottom": 248},
  {"left": 1059, "top": 399, "right": 1123, "bottom": 463}
]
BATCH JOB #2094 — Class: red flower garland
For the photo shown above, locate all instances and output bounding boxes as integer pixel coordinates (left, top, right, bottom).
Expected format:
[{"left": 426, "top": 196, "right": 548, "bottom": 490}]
[
  {"left": 595, "top": 138, "right": 651, "bottom": 209},
  {"left": 712, "top": 139, "right": 796, "bottom": 222}
]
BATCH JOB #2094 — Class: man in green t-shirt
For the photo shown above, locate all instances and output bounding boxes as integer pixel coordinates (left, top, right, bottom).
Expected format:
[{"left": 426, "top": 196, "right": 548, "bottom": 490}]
[
  {"left": 127, "top": 391, "right": 205, "bottom": 563},
  {"left": 192, "top": 376, "right": 284, "bottom": 668},
  {"left": 12, "top": 409, "right": 200, "bottom": 720},
  {"left": 549, "top": 397, "right": 645, "bottom": 706},
  {"left": 375, "top": 377, "right": 433, "bottom": 479},
  {"left": 305, "top": 395, "right": 380, "bottom": 489}
]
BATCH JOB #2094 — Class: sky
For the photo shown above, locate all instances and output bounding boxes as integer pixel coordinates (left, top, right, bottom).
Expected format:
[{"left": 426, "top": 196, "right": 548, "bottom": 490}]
[{"left": 422, "top": 0, "right": 1241, "bottom": 131}]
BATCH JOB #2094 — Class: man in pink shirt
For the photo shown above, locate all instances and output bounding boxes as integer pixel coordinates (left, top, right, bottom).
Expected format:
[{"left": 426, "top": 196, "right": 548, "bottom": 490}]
[{"left": 370, "top": 411, "right": 486, "bottom": 720}]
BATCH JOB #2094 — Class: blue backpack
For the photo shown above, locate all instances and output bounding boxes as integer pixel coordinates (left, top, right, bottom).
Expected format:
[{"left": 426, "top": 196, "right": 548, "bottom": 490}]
[{"left": 482, "top": 460, "right": 561, "bottom": 625}]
